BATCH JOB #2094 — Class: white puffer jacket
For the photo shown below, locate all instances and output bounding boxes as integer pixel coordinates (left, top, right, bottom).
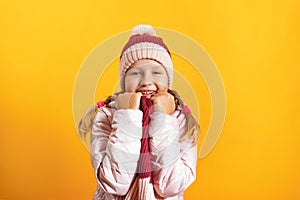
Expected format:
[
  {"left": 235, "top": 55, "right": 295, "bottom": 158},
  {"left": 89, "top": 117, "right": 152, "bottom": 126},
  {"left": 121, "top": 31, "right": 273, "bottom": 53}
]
[{"left": 90, "top": 105, "right": 197, "bottom": 200}]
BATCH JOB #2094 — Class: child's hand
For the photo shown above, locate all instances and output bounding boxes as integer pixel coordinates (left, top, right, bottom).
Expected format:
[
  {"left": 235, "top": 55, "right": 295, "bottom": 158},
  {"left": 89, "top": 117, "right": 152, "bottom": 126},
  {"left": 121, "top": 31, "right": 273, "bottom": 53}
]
[
  {"left": 151, "top": 85, "right": 175, "bottom": 114},
  {"left": 115, "top": 92, "right": 142, "bottom": 110}
]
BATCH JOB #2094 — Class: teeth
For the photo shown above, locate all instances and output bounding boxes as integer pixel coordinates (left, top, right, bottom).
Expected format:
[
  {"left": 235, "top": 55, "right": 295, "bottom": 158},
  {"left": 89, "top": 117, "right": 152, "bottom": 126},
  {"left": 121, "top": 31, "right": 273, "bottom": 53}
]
[{"left": 141, "top": 91, "right": 153, "bottom": 95}]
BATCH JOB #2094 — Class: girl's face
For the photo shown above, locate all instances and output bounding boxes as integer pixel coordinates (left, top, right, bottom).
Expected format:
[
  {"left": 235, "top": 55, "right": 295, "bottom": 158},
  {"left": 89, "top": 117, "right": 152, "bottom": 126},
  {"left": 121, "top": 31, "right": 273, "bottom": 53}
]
[{"left": 124, "top": 59, "right": 168, "bottom": 98}]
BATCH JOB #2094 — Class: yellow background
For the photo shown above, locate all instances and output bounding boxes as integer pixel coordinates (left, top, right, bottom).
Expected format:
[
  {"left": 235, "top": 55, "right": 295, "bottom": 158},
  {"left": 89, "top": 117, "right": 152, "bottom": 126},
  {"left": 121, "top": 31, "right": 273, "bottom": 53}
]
[{"left": 1, "top": 0, "right": 299, "bottom": 199}]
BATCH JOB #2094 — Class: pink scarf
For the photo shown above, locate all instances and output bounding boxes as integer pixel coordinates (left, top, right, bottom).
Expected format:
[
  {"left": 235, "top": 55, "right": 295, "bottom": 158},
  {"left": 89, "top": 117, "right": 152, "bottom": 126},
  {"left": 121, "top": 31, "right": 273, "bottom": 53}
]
[{"left": 125, "top": 96, "right": 157, "bottom": 199}]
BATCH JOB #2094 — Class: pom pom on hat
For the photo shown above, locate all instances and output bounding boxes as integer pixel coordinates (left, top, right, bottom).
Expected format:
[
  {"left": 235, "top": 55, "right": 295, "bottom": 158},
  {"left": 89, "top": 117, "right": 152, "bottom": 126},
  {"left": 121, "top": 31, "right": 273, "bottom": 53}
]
[
  {"left": 119, "top": 24, "right": 173, "bottom": 90},
  {"left": 130, "top": 24, "right": 157, "bottom": 36}
]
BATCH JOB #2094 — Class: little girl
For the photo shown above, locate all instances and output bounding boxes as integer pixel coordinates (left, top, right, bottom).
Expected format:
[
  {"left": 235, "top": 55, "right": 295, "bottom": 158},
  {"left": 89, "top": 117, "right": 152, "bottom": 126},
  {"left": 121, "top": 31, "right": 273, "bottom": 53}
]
[{"left": 78, "top": 24, "right": 200, "bottom": 200}]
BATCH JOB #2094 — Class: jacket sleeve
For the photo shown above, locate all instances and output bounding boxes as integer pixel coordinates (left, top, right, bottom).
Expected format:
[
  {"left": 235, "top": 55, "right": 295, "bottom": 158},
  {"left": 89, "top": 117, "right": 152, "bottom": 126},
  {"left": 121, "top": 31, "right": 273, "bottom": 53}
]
[
  {"left": 149, "top": 111, "right": 197, "bottom": 198},
  {"left": 90, "top": 107, "right": 143, "bottom": 196}
]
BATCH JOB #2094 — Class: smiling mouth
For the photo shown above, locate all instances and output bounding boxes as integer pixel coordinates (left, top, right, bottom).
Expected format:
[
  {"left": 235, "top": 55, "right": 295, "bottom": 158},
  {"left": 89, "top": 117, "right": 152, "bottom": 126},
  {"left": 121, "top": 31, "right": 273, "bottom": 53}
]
[{"left": 139, "top": 90, "right": 156, "bottom": 96}]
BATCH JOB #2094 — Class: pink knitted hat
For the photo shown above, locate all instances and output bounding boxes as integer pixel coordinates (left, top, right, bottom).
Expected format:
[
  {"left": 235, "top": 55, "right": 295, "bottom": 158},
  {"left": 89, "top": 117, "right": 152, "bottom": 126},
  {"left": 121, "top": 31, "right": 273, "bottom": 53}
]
[{"left": 119, "top": 24, "right": 173, "bottom": 90}]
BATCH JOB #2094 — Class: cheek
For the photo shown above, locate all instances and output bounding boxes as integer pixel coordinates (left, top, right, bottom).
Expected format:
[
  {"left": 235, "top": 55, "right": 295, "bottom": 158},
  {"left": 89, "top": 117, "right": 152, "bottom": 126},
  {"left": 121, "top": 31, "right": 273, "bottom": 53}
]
[
  {"left": 124, "top": 77, "right": 138, "bottom": 91},
  {"left": 154, "top": 75, "right": 169, "bottom": 88}
]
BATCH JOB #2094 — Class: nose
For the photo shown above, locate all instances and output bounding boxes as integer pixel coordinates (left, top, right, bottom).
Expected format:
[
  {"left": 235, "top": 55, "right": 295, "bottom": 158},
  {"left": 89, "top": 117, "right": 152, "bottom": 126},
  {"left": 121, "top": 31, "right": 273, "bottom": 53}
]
[{"left": 139, "top": 72, "right": 153, "bottom": 86}]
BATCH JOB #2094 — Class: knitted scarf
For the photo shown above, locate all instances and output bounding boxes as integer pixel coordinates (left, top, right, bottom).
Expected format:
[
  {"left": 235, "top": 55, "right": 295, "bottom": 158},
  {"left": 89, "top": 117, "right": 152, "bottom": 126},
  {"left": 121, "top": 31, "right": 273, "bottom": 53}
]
[{"left": 125, "top": 96, "right": 157, "bottom": 200}]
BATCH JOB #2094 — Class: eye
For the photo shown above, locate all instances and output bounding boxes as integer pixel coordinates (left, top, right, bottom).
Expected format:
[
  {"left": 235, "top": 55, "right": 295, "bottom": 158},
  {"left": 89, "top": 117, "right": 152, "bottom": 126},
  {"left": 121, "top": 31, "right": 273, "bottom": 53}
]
[
  {"left": 153, "top": 71, "right": 162, "bottom": 75},
  {"left": 129, "top": 71, "right": 141, "bottom": 76}
]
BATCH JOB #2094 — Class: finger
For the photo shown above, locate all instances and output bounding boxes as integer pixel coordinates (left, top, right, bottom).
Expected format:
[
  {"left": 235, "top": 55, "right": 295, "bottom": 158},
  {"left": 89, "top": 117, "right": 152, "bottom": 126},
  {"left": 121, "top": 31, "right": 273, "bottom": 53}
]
[
  {"left": 128, "top": 92, "right": 142, "bottom": 109},
  {"left": 150, "top": 94, "right": 160, "bottom": 103},
  {"left": 150, "top": 95, "right": 156, "bottom": 101},
  {"left": 150, "top": 92, "right": 162, "bottom": 101},
  {"left": 133, "top": 92, "right": 142, "bottom": 101},
  {"left": 135, "top": 91, "right": 142, "bottom": 97},
  {"left": 124, "top": 92, "right": 134, "bottom": 96},
  {"left": 166, "top": 92, "right": 175, "bottom": 99}
]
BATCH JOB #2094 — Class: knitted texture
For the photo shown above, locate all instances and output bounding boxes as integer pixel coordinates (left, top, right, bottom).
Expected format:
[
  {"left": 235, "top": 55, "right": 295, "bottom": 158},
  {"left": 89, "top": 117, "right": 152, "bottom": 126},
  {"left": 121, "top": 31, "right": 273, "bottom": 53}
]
[
  {"left": 138, "top": 96, "right": 153, "bottom": 181},
  {"left": 125, "top": 96, "right": 157, "bottom": 200}
]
